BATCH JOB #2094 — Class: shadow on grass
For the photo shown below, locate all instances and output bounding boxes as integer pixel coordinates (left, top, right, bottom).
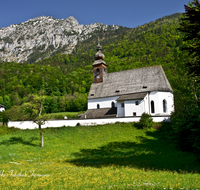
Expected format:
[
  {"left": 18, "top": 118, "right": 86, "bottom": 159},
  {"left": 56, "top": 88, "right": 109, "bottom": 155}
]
[
  {"left": 0, "top": 137, "right": 38, "bottom": 147},
  {"left": 67, "top": 135, "right": 200, "bottom": 173}
]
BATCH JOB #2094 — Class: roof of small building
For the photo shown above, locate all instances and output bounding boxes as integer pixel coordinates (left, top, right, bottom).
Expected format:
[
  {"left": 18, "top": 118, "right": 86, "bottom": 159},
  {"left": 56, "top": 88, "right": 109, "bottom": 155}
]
[
  {"left": 80, "top": 107, "right": 117, "bottom": 119},
  {"left": 88, "top": 65, "right": 173, "bottom": 99},
  {"left": 0, "top": 104, "right": 6, "bottom": 108},
  {"left": 116, "top": 92, "right": 148, "bottom": 101}
]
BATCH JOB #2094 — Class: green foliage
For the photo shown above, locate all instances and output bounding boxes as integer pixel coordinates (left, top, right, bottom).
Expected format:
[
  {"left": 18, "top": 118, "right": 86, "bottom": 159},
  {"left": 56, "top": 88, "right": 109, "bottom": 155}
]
[
  {"left": 170, "top": 108, "right": 200, "bottom": 153},
  {"left": 138, "top": 113, "right": 153, "bottom": 129},
  {"left": 49, "top": 114, "right": 64, "bottom": 120},
  {"left": 47, "top": 112, "right": 80, "bottom": 119},
  {"left": 161, "top": 0, "right": 200, "bottom": 155},
  {"left": 0, "top": 125, "right": 19, "bottom": 135},
  {"left": 178, "top": 0, "right": 200, "bottom": 79},
  {"left": 0, "top": 62, "right": 88, "bottom": 112},
  {"left": 0, "top": 111, "right": 8, "bottom": 125},
  {"left": 20, "top": 94, "right": 49, "bottom": 147},
  {"left": 22, "top": 95, "right": 45, "bottom": 120},
  {"left": 4, "top": 106, "right": 24, "bottom": 121}
]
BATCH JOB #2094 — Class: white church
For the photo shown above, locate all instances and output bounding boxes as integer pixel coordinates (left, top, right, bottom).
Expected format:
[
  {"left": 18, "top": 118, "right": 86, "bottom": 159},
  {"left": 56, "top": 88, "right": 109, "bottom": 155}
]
[{"left": 80, "top": 43, "right": 174, "bottom": 119}]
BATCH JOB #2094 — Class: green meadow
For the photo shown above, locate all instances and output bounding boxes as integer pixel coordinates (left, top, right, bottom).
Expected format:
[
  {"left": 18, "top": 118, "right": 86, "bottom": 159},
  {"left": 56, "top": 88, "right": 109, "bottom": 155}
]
[
  {"left": 47, "top": 112, "right": 81, "bottom": 119},
  {"left": 0, "top": 123, "right": 200, "bottom": 189}
]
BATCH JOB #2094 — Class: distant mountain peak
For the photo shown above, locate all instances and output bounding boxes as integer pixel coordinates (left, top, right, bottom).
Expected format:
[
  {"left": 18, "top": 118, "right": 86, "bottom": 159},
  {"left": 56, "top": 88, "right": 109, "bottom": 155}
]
[{"left": 0, "top": 16, "right": 119, "bottom": 63}]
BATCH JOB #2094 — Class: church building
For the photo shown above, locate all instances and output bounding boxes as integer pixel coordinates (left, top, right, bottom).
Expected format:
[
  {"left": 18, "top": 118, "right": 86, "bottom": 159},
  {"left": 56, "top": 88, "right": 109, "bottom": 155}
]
[{"left": 80, "top": 43, "right": 174, "bottom": 119}]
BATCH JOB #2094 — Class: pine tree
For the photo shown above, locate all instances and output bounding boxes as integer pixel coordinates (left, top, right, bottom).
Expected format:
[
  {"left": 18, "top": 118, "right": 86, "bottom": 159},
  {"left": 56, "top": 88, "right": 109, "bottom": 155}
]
[{"left": 178, "top": 0, "right": 200, "bottom": 79}]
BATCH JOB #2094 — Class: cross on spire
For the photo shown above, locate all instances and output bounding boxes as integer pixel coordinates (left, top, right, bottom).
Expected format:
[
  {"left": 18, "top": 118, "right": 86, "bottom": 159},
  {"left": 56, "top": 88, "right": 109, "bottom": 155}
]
[{"left": 97, "top": 36, "right": 101, "bottom": 51}]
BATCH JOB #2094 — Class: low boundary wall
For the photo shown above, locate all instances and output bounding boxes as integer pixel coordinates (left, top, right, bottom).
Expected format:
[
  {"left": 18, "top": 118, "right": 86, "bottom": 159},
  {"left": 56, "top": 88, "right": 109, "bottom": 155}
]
[{"left": 8, "top": 116, "right": 170, "bottom": 130}]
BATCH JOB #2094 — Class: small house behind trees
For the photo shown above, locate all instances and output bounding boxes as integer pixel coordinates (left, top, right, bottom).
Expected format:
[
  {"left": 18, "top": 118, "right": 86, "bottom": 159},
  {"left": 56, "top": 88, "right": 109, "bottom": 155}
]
[{"left": 0, "top": 104, "right": 6, "bottom": 112}]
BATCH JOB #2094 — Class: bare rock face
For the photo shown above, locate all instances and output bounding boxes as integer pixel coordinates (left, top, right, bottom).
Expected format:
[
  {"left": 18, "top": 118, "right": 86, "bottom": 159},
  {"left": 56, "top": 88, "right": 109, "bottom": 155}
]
[{"left": 0, "top": 16, "right": 119, "bottom": 63}]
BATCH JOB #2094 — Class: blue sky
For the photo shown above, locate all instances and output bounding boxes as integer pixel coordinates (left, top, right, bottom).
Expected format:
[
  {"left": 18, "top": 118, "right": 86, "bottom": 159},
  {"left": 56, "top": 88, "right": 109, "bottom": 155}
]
[{"left": 1, "top": 0, "right": 190, "bottom": 29}]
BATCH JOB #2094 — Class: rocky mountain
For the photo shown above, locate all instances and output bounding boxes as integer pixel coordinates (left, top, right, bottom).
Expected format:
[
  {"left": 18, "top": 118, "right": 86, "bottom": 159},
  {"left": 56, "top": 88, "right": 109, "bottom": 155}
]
[{"left": 0, "top": 16, "right": 119, "bottom": 63}]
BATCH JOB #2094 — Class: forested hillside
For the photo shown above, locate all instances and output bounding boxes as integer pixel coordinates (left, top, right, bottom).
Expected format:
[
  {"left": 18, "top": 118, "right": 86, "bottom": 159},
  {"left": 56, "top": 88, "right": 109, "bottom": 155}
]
[{"left": 0, "top": 13, "right": 194, "bottom": 115}]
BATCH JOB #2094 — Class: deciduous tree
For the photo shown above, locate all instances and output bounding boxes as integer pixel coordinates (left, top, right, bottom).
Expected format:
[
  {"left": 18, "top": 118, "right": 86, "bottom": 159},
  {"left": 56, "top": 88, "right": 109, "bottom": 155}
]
[{"left": 22, "top": 95, "right": 48, "bottom": 147}]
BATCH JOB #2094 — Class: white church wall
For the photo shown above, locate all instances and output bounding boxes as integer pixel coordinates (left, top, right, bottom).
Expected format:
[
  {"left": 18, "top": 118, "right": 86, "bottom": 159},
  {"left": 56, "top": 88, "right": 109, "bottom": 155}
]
[
  {"left": 124, "top": 100, "right": 144, "bottom": 117},
  {"left": 144, "top": 94, "right": 150, "bottom": 114},
  {"left": 167, "top": 92, "right": 174, "bottom": 113},
  {"left": 88, "top": 96, "right": 119, "bottom": 109},
  {"left": 117, "top": 101, "right": 125, "bottom": 117},
  {"left": 149, "top": 91, "right": 174, "bottom": 115}
]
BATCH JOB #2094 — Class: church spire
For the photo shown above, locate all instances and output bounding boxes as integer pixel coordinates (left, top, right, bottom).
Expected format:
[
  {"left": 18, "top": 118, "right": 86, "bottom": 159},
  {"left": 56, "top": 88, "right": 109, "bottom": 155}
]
[
  {"left": 94, "top": 38, "right": 105, "bottom": 61},
  {"left": 97, "top": 36, "right": 101, "bottom": 51},
  {"left": 92, "top": 39, "right": 107, "bottom": 83}
]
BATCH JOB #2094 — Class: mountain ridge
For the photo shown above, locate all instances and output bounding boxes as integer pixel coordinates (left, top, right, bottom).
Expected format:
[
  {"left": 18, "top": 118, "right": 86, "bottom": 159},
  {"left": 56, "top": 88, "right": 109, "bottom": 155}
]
[{"left": 0, "top": 16, "right": 119, "bottom": 63}]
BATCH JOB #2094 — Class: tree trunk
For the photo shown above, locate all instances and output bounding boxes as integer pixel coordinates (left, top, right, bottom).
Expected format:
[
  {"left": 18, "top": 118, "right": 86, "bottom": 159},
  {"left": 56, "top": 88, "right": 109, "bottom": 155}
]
[
  {"left": 39, "top": 124, "right": 44, "bottom": 147},
  {"left": 192, "top": 84, "right": 200, "bottom": 109},
  {"left": 41, "top": 132, "right": 44, "bottom": 147}
]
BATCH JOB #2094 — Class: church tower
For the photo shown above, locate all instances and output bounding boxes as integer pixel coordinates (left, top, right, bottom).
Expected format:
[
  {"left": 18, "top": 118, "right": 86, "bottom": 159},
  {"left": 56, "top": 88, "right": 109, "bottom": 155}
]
[{"left": 92, "top": 41, "right": 107, "bottom": 83}]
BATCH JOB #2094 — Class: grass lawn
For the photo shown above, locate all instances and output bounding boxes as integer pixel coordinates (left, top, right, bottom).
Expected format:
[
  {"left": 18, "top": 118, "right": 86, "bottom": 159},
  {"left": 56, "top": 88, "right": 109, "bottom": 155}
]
[
  {"left": 0, "top": 123, "right": 200, "bottom": 189},
  {"left": 47, "top": 112, "right": 81, "bottom": 119}
]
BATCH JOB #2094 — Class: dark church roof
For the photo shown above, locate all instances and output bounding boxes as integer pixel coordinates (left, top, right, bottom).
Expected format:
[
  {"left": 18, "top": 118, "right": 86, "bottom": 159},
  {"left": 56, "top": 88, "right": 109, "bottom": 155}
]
[
  {"left": 116, "top": 92, "right": 148, "bottom": 101},
  {"left": 79, "top": 107, "right": 117, "bottom": 119},
  {"left": 88, "top": 65, "right": 173, "bottom": 100}
]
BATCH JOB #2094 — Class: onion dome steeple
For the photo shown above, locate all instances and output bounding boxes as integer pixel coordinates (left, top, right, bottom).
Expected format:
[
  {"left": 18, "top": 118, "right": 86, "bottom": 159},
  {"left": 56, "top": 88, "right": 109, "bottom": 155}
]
[
  {"left": 92, "top": 38, "right": 107, "bottom": 83},
  {"left": 93, "top": 38, "right": 106, "bottom": 66},
  {"left": 94, "top": 40, "right": 105, "bottom": 60}
]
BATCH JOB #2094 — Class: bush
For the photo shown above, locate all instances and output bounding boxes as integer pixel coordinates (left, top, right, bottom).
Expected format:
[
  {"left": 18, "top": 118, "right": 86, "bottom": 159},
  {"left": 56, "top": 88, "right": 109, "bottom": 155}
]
[
  {"left": 0, "top": 125, "right": 19, "bottom": 135},
  {"left": 157, "top": 121, "right": 177, "bottom": 142},
  {"left": 4, "top": 106, "right": 24, "bottom": 121},
  {"left": 172, "top": 111, "right": 200, "bottom": 153},
  {"left": 76, "top": 122, "right": 81, "bottom": 126},
  {"left": 139, "top": 113, "right": 153, "bottom": 129}
]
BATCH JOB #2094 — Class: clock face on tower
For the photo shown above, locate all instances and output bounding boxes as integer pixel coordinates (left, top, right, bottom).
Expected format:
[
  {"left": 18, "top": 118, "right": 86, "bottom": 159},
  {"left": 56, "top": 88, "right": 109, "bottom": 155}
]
[
  {"left": 93, "top": 64, "right": 107, "bottom": 83},
  {"left": 93, "top": 66, "right": 102, "bottom": 82}
]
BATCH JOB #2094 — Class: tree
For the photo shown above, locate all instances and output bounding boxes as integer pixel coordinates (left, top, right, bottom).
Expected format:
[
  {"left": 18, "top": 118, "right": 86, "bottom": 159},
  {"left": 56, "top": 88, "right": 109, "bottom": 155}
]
[
  {"left": 178, "top": 0, "right": 200, "bottom": 79},
  {"left": 170, "top": 0, "right": 200, "bottom": 154},
  {"left": 178, "top": 0, "right": 200, "bottom": 109},
  {"left": 22, "top": 95, "right": 48, "bottom": 147}
]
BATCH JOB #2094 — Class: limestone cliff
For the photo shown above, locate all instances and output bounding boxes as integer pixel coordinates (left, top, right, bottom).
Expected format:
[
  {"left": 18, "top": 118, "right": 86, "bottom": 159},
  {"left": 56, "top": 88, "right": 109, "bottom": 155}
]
[{"left": 0, "top": 16, "right": 119, "bottom": 62}]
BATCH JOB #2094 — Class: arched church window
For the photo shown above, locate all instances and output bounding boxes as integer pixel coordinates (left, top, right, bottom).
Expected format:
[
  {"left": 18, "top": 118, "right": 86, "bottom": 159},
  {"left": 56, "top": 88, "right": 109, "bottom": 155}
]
[
  {"left": 97, "top": 104, "right": 100, "bottom": 109},
  {"left": 151, "top": 101, "right": 155, "bottom": 113},
  {"left": 96, "top": 68, "right": 100, "bottom": 79},
  {"left": 163, "top": 99, "right": 167, "bottom": 113},
  {"left": 111, "top": 102, "right": 115, "bottom": 108}
]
